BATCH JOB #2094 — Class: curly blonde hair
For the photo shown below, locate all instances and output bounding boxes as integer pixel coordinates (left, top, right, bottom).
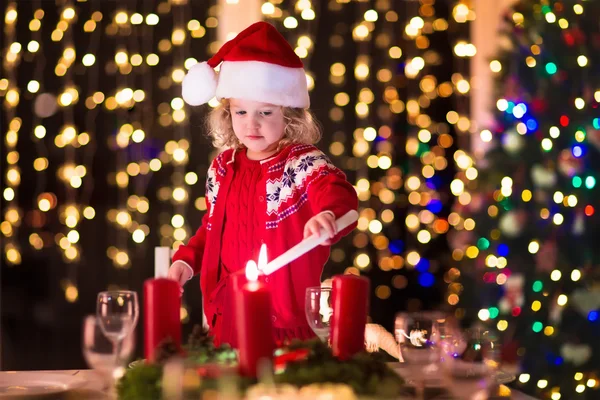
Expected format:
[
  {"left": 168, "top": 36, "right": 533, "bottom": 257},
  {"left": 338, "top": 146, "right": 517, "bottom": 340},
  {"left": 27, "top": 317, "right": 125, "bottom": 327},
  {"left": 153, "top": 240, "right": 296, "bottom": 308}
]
[{"left": 205, "top": 99, "right": 321, "bottom": 150}]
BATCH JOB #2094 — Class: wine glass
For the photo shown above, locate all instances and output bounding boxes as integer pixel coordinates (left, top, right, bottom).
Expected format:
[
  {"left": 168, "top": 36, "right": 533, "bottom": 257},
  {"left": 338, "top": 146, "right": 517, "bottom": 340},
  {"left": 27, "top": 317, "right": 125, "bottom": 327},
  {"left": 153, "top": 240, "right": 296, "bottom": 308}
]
[
  {"left": 305, "top": 286, "right": 333, "bottom": 342},
  {"left": 96, "top": 291, "right": 139, "bottom": 386},
  {"left": 82, "top": 315, "right": 135, "bottom": 389},
  {"left": 440, "top": 326, "right": 500, "bottom": 399},
  {"left": 395, "top": 312, "right": 445, "bottom": 400}
]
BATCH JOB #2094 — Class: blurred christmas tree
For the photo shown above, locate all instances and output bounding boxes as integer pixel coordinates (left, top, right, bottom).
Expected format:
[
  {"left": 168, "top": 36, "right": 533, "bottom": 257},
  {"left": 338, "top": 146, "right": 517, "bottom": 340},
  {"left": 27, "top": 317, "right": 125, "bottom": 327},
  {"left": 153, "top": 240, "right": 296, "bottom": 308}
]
[{"left": 453, "top": 1, "right": 600, "bottom": 399}]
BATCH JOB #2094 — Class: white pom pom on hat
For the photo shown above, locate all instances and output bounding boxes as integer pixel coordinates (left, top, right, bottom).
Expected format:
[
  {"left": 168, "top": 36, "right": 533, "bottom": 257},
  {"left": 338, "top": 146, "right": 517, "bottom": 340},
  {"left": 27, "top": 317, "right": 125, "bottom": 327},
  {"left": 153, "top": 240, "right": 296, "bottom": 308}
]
[
  {"left": 182, "top": 62, "right": 218, "bottom": 106},
  {"left": 181, "top": 21, "right": 310, "bottom": 108}
]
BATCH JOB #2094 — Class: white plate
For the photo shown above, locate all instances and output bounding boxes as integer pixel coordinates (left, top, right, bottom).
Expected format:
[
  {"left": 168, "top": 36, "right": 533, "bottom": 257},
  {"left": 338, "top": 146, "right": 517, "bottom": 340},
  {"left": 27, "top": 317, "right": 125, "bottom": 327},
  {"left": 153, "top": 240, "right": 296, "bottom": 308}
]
[{"left": 0, "top": 371, "right": 86, "bottom": 397}]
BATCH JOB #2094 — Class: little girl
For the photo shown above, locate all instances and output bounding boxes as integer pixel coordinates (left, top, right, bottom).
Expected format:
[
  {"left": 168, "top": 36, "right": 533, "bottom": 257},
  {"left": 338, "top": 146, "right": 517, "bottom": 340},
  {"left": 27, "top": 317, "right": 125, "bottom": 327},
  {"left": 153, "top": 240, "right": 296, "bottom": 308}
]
[{"left": 168, "top": 21, "right": 358, "bottom": 347}]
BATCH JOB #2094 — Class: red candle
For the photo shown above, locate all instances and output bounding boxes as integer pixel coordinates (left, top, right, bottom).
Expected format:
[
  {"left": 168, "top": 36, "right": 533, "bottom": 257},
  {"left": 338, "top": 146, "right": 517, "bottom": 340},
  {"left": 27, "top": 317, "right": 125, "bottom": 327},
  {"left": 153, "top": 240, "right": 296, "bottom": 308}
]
[
  {"left": 143, "top": 278, "right": 181, "bottom": 362},
  {"left": 330, "top": 274, "right": 370, "bottom": 360},
  {"left": 235, "top": 260, "right": 274, "bottom": 377},
  {"left": 225, "top": 270, "right": 247, "bottom": 348}
]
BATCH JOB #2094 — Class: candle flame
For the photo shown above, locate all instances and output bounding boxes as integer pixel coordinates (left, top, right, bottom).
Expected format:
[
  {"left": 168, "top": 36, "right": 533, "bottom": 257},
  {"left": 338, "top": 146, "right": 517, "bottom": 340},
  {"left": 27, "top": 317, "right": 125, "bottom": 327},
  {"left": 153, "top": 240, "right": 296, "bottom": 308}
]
[
  {"left": 258, "top": 244, "right": 267, "bottom": 271},
  {"left": 245, "top": 260, "right": 259, "bottom": 282}
]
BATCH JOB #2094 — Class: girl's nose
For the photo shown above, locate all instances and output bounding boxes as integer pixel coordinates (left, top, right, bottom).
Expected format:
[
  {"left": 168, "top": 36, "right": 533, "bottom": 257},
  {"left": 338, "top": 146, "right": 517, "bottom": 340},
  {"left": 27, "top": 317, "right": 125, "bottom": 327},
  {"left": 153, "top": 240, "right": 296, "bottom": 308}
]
[{"left": 248, "top": 116, "right": 260, "bottom": 129}]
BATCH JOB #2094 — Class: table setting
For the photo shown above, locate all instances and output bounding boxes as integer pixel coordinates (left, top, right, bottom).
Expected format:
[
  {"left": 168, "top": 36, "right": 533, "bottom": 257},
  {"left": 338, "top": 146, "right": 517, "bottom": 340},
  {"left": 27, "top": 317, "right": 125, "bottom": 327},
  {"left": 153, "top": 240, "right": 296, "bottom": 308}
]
[{"left": 0, "top": 211, "right": 537, "bottom": 399}]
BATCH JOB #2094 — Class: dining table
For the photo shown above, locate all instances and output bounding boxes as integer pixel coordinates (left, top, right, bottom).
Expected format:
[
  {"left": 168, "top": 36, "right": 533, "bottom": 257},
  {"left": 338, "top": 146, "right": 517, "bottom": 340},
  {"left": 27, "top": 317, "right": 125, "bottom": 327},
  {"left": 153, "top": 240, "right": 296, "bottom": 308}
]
[{"left": 0, "top": 365, "right": 540, "bottom": 399}]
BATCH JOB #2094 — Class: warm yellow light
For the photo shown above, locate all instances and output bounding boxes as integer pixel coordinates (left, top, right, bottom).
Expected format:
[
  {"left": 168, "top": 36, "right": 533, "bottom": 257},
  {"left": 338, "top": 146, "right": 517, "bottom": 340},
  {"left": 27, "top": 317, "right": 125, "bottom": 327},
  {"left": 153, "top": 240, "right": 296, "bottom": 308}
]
[
  {"left": 528, "top": 241, "right": 540, "bottom": 254},
  {"left": 27, "top": 40, "right": 40, "bottom": 52},
  {"left": 417, "top": 230, "right": 431, "bottom": 244},
  {"left": 283, "top": 16, "right": 298, "bottom": 29},
  {"left": 82, "top": 54, "right": 95, "bottom": 66},
  {"left": 490, "top": 60, "right": 502, "bottom": 73},
  {"left": 114, "top": 11, "right": 128, "bottom": 24},
  {"left": 587, "top": 379, "right": 596, "bottom": 388},
  {"left": 261, "top": 2, "right": 275, "bottom": 15},
  {"left": 519, "top": 374, "right": 530, "bottom": 383},
  {"left": 173, "top": 187, "right": 187, "bottom": 202},
  {"left": 146, "top": 53, "right": 159, "bottom": 66},
  {"left": 65, "top": 285, "right": 78, "bottom": 302},
  {"left": 27, "top": 80, "right": 40, "bottom": 93},
  {"left": 355, "top": 253, "right": 370, "bottom": 268},
  {"left": 478, "top": 309, "right": 490, "bottom": 321},
  {"left": 389, "top": 46, "right": 402, "bottom": 59},
  {"left": 406, "top": 251, "right": 420, "bottom": 266},
  {"left": 497, "top": 320, "right": 508, "bottom": 331},
  {"left": 557, "top": 295, "right": 568, "bottom": 306},
  {"left": 146, "top": 13, "right": 159, "bottom": 25},
  {"left": 132, "top": 229, "right": 145, "bottom": 243}
]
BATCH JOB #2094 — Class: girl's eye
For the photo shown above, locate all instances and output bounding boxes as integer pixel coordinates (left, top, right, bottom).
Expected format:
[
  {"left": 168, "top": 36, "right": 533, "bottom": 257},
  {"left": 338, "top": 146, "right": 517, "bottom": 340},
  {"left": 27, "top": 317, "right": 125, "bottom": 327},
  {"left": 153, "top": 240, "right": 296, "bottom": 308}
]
[
  {"left": 235, "top": 111, "right": 246, "bottom": 115},
  {"left": 261, "top": 111, "right": 272, "bottom": 116}
]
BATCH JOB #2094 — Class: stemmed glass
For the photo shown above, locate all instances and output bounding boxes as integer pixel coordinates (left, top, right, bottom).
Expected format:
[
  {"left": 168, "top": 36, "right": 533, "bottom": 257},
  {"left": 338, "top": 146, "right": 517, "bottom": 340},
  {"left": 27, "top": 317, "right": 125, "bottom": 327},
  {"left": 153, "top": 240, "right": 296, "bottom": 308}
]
[
  {"left": 395, "top": 312, "right": 445, "bottom": 400},
  {"left": 82, "top": 315, "right": 136, "bottom": 390},
  {"left": 96, "top": 291, "right": 139, "bottom": 387},
  {"left": 305, "top": 286, "right": 333, "bottom": 342},
  {"left": 440, "top": 326, "right": 500, "bottom": 398}
]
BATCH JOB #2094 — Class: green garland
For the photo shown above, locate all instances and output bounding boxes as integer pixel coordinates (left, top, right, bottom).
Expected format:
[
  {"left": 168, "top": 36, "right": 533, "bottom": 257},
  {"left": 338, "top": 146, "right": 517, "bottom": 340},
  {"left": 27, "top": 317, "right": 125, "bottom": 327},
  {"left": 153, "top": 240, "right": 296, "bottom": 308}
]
[
  {"left": 117, "top": 327, "right": 404, "bottom": 399},
  {"left": 275, "top": 339, "right": 404, "bottom": 397},
  {"left": 117, "top": 325, "right": 238, "bottom": 400}
]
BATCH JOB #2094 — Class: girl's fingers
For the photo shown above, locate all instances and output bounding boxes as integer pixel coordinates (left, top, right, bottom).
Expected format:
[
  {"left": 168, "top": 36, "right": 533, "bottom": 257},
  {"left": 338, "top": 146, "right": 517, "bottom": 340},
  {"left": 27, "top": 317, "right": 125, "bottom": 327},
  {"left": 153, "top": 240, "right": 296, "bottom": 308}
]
[
  {"left": 328, "top": 218, "right": 337, "bottom": 237},
  {"left": 320, "top": 216, "right": 335, "bottom": 238},
  {"left": 311, "top": 223, "right": 320, "bottom": 237}
]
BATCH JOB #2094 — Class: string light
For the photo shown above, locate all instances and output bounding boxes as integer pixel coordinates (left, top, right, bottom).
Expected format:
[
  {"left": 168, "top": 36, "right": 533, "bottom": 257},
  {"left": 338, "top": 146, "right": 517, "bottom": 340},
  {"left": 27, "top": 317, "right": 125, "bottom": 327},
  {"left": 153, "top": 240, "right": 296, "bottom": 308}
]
[
  {"left": 3, "top": 2, "right": 22, "bottom": 266},
  {"left": 1, "top": 1, "right": 217, "bottom": 310}
]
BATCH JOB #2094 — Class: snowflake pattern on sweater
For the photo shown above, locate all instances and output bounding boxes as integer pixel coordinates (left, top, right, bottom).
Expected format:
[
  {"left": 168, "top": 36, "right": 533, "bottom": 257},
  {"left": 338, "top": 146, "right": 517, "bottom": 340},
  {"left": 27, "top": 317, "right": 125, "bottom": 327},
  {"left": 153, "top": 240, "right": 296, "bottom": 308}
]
[
  {"left": 266, "top": 150, "right": 330, "bottom": 215},
  {"left": 205, "top": 167, "right": 220, "bottom": 219},
  {"left": 204, "top": 145, "right": 340, "bottom": 230}
]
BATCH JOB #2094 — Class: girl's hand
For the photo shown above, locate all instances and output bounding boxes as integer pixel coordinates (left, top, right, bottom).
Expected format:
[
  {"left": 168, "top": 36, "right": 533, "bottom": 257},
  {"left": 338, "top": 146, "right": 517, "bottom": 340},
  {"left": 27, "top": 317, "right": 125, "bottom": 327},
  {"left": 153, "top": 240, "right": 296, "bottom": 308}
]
[
  {"left": 303, "top": 212, "right": 337, "bottom": 246},
  {"left": 167, "top": 261, "right": 193, "bottom": 296}
]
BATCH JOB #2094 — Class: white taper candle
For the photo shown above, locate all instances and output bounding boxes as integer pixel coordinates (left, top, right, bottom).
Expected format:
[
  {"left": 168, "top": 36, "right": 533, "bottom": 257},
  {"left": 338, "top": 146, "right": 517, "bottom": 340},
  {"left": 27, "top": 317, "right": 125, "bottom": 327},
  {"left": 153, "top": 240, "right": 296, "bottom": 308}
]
[
  {"left": 259, "top": 210, "right": 358, "bottom": 276},
  {"left": 154, "top": 247, "right": 171, "bottom": 278}
]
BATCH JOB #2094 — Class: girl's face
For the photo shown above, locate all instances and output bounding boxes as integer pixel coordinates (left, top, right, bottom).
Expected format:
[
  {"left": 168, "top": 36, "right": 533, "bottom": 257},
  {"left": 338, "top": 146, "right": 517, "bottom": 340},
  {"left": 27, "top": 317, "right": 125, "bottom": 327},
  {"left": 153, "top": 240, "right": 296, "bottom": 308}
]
[{"left": 230, "top": 98, "right": 286, "bottom": 160}]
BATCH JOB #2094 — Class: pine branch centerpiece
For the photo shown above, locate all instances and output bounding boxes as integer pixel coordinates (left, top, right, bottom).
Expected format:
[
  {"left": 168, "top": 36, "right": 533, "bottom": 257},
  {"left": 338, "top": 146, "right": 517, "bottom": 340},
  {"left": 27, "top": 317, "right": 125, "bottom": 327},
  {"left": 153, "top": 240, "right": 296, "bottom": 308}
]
[{"left": 117, "top": 325, "right": 404, "bottom": 400}]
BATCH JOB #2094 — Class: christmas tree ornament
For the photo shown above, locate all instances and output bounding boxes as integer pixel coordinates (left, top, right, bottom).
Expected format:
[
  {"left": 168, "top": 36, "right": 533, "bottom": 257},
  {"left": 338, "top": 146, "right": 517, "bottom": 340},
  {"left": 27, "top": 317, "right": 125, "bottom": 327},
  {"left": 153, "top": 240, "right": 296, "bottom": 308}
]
[
  {"left": 498, "top": 274, "right": 524, "bottom": 314},
  {"left": 502, "top": 129, "right": 524, "bottom": 155},
  {"left": 571, "top": 287, "right": 600, "bottom": 319},
  {"left": 498, "top": 211, "right": 524, "bottom": 238},
  {"left": 560, "top": 343, "right": 592, "bottom": 366},
  {"left": 530, "top": 164, "right": 557, "bottom": 188},
  {"left": 557, "top": 149, "right": 584, "bottom": 177}
]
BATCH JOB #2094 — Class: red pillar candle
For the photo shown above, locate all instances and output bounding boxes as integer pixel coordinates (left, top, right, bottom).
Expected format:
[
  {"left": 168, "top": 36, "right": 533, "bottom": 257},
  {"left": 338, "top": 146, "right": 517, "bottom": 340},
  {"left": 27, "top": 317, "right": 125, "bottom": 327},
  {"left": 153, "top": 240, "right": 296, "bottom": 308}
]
[
  {"left": 235, "top": 260, "right": 274, "bottom": 377},
  {"left": 330, "top": 274, "right": 370, "bottom": 360},
  {"left": 143, "top": 278, "right": 181, "bottom": 362},
  {"left": 225, "top": 271, "right": 247, "bottom": 348}
]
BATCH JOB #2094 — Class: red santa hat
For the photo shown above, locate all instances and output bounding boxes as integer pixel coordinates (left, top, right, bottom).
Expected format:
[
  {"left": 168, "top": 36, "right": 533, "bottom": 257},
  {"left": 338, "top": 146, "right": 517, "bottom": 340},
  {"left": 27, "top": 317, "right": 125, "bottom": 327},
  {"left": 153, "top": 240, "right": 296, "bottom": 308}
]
[{"left": 182, "top": 21, "right": 309, "bottom": 108}]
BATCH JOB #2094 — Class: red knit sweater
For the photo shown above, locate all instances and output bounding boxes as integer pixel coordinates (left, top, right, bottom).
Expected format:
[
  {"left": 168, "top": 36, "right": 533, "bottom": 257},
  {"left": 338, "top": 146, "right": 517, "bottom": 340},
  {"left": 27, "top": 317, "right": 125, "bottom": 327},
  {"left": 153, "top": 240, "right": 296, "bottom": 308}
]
[
  {"left": 172, "top": 144, "right": 358, "bottom": 346},
  {"left": 221, "top": 151, "right": 264, "bottom": 272}
]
